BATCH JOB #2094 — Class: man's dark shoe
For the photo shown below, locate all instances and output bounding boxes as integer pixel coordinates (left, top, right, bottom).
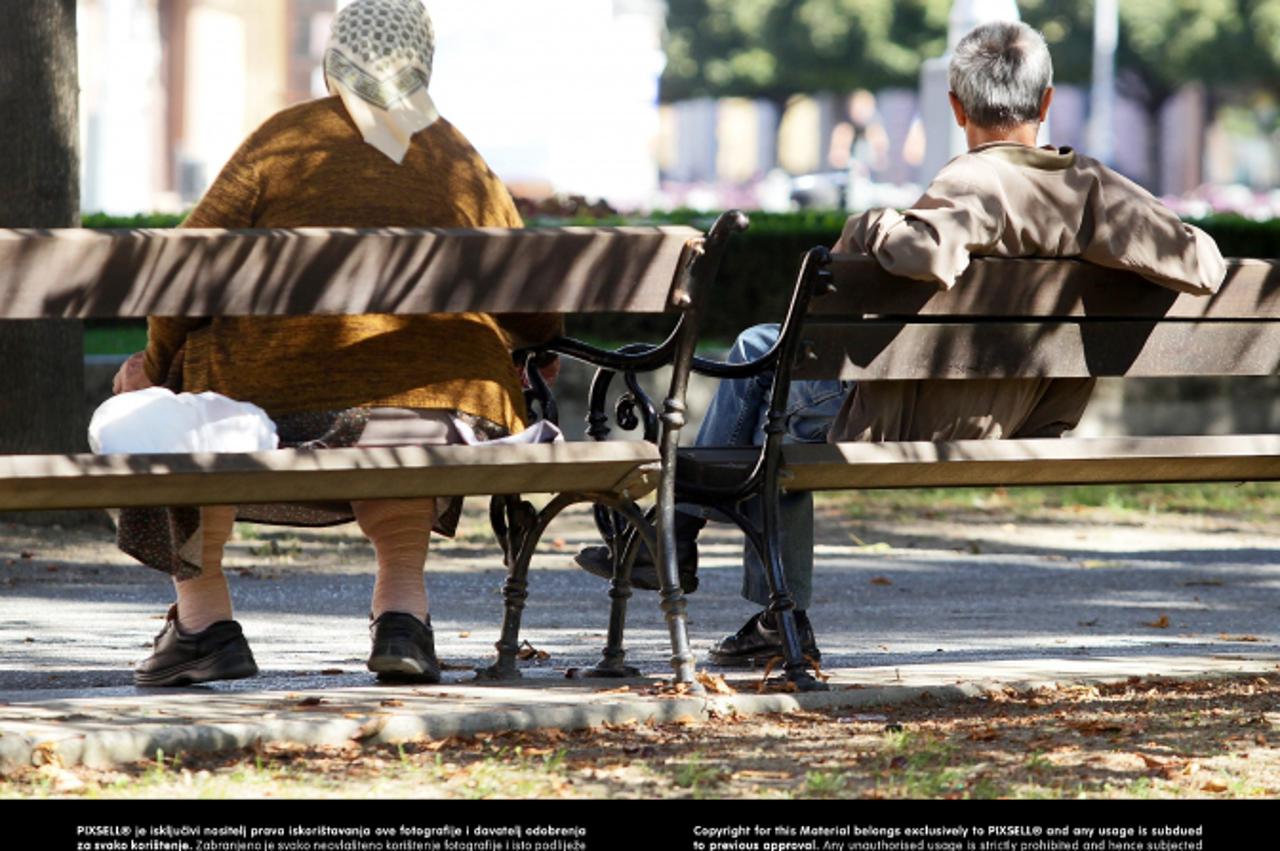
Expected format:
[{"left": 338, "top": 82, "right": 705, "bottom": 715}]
[
  {"left": 368, "top": 612, "right": 440, "bottom": 684},
  {"left": 573, "top": 513, "right": 703, "bottom": 592},
  {"left": 574, "top": 541, "right": 698, "bottom": 592},
  {"left": 706, "top": 609, "right": 820, "bottom": 668},
  {"left": 134, "top": 605, "right": 258, "bottom": 687}
]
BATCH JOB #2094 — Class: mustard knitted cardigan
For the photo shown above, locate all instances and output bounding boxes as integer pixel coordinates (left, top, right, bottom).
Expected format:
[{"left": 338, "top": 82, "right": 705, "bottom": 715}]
[{"left": 144, "top": 96, "right": 558, "bottom": 432}]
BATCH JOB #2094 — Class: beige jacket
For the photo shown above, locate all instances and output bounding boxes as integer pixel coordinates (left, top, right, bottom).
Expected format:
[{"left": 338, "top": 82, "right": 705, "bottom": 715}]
[{"left": 828, "top": 142, "right": 1227, "bottom": 443}]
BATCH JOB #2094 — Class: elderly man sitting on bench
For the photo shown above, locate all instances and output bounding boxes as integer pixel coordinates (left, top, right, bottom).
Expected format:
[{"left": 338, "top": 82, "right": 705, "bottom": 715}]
[{"left": 576, "top": 20, "right": 1226, "bottom": 665}]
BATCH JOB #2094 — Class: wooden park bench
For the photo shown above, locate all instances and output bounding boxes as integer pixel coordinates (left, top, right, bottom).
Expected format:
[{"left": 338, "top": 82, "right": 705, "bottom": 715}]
[
  {"left": 0, "top": 212, "right": 749, "bottom": 687},
  {"left": 674, "top": 248, "right": 1280, "bottom": 691}
]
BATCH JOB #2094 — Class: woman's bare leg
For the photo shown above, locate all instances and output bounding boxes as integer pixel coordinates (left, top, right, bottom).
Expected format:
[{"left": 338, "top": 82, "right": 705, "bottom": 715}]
[
  {"left": 352, "top": 498, "right": 436, "bottom": 623},
  {"left": 172, "top": 505, "right": 237, "bottom": 632}
]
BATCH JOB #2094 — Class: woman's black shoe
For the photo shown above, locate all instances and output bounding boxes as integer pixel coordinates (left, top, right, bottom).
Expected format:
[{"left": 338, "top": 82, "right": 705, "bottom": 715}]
[
  {"left": 368, "top": 612, "right": 440, "bottom": 683},
  {"left": 134, "top": 605, "right": 258, "bottom": 687},
  {"left": 706, "top": 610, "right": 820, "bottom": 667}
]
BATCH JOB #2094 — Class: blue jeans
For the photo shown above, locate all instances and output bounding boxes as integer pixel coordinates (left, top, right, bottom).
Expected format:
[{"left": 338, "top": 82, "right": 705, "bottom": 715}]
[{"left": 684, "top": 324, "right": 852, "bottom": 610}]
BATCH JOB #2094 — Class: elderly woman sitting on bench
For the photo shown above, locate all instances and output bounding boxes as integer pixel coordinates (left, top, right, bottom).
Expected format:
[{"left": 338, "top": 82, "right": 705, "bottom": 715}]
[{"left": 113, "top": 0, "right": 557, "bottom": 688}]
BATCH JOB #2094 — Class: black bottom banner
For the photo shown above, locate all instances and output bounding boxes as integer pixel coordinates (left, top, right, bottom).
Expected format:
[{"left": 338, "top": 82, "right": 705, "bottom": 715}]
[{"left": 19, "top": 798, "right": 1265, "bottom": 851}]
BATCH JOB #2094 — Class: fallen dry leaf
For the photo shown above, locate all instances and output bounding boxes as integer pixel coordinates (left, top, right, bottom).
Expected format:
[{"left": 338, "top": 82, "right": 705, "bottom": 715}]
[
  {"left": 379, "top": 699, "right": 404, "bottom": 708},
  {"left": 516, "top": 640, "right": 551, "bottom": 662},
  {"left": 734, "top": 769, "right": 792, "bottom": 781},
  {"left": 353, "top": 717, "right": 389, "bottom": 741},
  {"left": 30, "top": 741, "right": 61, "bottom": 767},
  {"left": 1201, "top": 780, "right": 1229, "bottom": 793},
  {"left": 869, "top": 576, "right": 893, "bottom": 586},
  {"left": 1142, "top": 614, "right": 1171, "bottom": 629},
  {"left": 1067, "top": 720, "right": 1126, "bottom": 736},
  {"left": 420, "top": 737, "right": 459, "bottom": 752},
  {"left": 758, "top": 680, "right": 799, "bottom": 694},
  {"left": 36, "top": 764, "right": 84, "bottom": 792},
  {"left": 757, "top": 655, "right": 785, "bottom": 691},
  {"left": 457, "top": 631, "right": 471, "bottom": 639},
  {"left": 318, "top": 668, "right": 343, "bottom": 676},
  {"left": 1218, "top": 634, "right": 1262, "bottom": 642},
  {"left": 696, "top": 671, "right": 736, "bottom": 695},
  {"left": 807, "top": 655, "right": 831, "bottom": 681},
  {"left": 1136, "top": 753, "right": 1183, "bottom": 775},
  {"left": 519, "top": 747, "right": 555, "bottom": 757}
]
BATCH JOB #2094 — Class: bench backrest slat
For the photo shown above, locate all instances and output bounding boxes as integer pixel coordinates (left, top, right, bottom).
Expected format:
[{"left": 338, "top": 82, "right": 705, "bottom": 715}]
[
  {"left": 0, "top": 227, "right": 700, "bottom": 318},
  {"left": 815, "top": 256, "right": 1280, "bottom": 320},
  {"left": 797, "top": 320, "right": 1280, "bottom": 380},
  {"left": 794, "top": 255, "right": 1280, "bottom": 381}
]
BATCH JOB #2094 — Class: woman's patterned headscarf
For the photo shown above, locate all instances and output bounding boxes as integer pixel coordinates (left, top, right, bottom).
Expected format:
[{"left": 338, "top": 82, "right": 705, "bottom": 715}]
[{"left": 324, "top": 0, "right": 439, "bottom": 164}]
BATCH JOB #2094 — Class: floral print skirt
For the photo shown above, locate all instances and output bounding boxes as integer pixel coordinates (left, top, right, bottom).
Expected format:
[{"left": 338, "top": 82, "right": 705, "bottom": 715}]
[{"left": 116, "top": 407, "right": 506, "bottom": 578}]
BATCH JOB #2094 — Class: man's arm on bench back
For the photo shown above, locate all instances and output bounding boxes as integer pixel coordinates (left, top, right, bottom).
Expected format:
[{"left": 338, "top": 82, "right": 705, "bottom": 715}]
[{"left": 833, "top": 146, "right": 1226, "bottom": 297}]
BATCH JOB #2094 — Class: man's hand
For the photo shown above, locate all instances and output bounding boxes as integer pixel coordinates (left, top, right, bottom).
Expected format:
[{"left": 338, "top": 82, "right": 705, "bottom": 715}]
[{"left": 112, "top": 351, "right": 153, "bottom": 394}]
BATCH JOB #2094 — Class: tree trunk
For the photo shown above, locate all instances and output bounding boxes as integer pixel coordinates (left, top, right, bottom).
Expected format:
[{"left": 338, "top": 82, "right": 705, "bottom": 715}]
[{"left": 0, "top": 0, "right": 91, "bottom": 524}]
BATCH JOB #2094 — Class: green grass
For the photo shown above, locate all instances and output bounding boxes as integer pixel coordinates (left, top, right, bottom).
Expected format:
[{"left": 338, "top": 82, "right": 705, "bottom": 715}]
[
  {"left": 824, "top": 481, "right": 1280, "bottom": 523},
  {"left": 801, "top": 769, "right": 849, "bottom": 797},
  {"left": 670, "top": 751, "right": 728, "bottom": 795},
  {"left": 874, "top": 730, "right": 979, "bottom": 798}
]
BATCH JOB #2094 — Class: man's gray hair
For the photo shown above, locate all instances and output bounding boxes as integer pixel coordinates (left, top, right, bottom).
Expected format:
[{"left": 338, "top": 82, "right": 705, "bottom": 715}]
[{"left": 948, "top": 21, "right": 1053, "bottom": 129}]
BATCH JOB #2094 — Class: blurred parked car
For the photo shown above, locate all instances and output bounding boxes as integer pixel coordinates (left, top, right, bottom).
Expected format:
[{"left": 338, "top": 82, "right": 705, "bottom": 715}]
[{"left": 789, "top": 171, "right": 848, "bottom": 210}]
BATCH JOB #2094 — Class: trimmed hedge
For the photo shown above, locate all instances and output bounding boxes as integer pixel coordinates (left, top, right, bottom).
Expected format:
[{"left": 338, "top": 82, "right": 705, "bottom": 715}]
[
  {"left": 80, "top": 211, "right": 187, "bottom": 229},
  {"left": 82, "top": 210, "right": 1279, "bottom": 343}
]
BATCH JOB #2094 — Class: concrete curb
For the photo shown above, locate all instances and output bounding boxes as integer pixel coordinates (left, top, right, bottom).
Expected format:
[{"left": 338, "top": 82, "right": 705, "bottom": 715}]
[
  {"left": 0, "top": 684, "right": 945, "bottom": 773},
  {"left": 5, "top": 655, "right": 1275, "bottom": 773}
]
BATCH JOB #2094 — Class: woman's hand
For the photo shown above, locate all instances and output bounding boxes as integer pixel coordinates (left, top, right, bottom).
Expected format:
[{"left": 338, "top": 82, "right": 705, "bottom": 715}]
[
  {"left": 536, "top": 355, "right": 561, "bottom": 387},
  {"left": 112, "top": 352, "right": 153, "bottom": 394}
]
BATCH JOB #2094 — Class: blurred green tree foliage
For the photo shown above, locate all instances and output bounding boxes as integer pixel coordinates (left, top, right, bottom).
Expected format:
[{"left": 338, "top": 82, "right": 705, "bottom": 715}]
[
  {"left": 661, "top": 0, "right": 1280, "bottom": 103},
  {"left": 662, "top": 0, "right": 949, "bottom": 103}
]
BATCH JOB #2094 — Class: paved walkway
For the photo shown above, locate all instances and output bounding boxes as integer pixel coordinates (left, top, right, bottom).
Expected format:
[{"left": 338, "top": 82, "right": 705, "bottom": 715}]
[{"left": 1, "top": 503, "right": 1277, "bottom": 771}]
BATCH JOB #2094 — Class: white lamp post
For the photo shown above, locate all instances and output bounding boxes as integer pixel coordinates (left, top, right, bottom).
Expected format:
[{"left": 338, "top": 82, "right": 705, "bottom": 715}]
[{"left": 1087, "top": 0, "right": 1118, "bottom": 166}]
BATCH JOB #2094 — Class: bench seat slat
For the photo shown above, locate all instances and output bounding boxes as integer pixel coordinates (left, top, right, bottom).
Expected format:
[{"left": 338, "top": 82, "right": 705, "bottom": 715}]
[
  {"left": 681, "top": 436, "right": 1280, "bottom": 491},
  {"left": 817, "top": 256, "right": 1280, "bottom": 320},
  {"left": 795, "top": 320, "right": 1280, "bottom": 380},
  {"left": 0, "top": 227, "right": 700, "bottom": 318},
  {"left": 0, "top": 443, "right": 660, "bottom": 512}
]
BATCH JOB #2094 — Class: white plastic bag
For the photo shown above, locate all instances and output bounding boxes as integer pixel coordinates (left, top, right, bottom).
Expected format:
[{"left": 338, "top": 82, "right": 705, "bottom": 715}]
[
  {"left": 453, "top": 418, "right": 563, "bottom": 446},
  {"left": 88, "top": 387, "right": 279, "bottom": 454}
]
